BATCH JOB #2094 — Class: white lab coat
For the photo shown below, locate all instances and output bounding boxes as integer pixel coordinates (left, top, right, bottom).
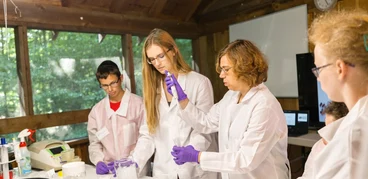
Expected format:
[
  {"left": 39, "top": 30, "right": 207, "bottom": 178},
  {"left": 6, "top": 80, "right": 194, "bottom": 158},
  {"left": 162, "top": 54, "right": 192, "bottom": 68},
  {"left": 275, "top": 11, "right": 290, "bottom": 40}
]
[
  {"left": 132, "top": 71, "right": 219, "bottom": 179},
  {"left": 299, "top": 118, "right": 343, "bottom": 179},
  {"left": 88, "top": 90, "right": 144, "bottom": 164},
  {"left": 310, "top": 95, "right": 368, "bottom": 179},
  {"left": 180, "top": 83, "right": 290, "bottom": 179}
]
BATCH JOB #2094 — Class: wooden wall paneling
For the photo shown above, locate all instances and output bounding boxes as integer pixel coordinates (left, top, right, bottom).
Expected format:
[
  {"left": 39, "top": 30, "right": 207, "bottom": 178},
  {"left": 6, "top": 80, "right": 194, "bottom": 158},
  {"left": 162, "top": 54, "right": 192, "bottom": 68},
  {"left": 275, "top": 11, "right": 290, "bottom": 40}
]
[
  {"left": 15, "top": 25, "right": 33, "bottom": 116},
  {"left": 193, "top": 31, "right": 229, "bottom": 103},
  {"left": 277, "top": 98, "right": 299, "bottom": 110},
  {"left": 122, "top": 34, "right": 136, "bottom": 93},
  {"left": 204, "top": 34, "right": 221, "bottom": 102},
  {"left": 193, "top": 36, "right": 209, "bottom": 76},
  {"left": 0, "top": 1, "right": 201, "bottom": 38},
  {"left": 0, "top": 109, "right": 90, "bottom": 135},
  {"left": 67, "top": 138, "right": 92, "bottom": 165},
  {"left": 212, "top": 31, "right": 229, "bottom": 102}
]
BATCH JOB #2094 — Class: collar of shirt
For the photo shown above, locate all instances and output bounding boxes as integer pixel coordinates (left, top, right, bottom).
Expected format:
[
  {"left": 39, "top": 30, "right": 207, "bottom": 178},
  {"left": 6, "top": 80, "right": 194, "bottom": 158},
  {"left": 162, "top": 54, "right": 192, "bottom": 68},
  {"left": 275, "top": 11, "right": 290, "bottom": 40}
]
[
  {"left": 318, "top": 117, "right": 344, "bottom": 143},
  {"left": 105, "top": 89, "right": 131, "bottom": 119},
  {"left": 233, "top": 83, "right": 265, "bottom": 104}
]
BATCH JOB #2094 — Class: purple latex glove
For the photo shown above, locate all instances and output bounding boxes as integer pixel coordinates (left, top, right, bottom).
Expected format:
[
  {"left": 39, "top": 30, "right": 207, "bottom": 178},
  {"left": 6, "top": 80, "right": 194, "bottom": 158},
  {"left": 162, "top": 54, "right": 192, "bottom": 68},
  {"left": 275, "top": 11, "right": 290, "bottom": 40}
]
[
  {"left": 107, "top": 161, "right": 115, "bottom": 175},
  {"left": 96, "top": 161, "right": 109, "bottom": 174},
  {"left": 171, "top": 145, "right": 199, "bottom": 165},
  {"left": 164, "top": 71, "right": 188, "bottom": 101}
]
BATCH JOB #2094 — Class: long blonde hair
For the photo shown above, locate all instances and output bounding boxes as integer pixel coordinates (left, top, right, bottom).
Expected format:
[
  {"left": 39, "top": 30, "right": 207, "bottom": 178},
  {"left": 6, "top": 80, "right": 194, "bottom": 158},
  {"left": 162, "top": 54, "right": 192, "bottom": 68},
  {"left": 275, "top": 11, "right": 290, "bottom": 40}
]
[{"left": 142, "top": 28, "right": 192, "bottom": 134}]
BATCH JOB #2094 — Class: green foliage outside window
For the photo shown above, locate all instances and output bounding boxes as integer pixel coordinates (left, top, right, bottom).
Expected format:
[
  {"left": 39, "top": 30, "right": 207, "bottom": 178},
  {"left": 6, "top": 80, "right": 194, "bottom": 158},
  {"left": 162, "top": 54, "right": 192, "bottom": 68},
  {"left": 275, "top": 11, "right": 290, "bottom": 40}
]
[
  {"left": 1, "top": 29, "right": 193, "bottom": 142},
  {"left": 28, "top": 30, "right": 122, "bottom": 114},
  {"left": 0, "top": 28, "right": 21, "bottom": 119}
]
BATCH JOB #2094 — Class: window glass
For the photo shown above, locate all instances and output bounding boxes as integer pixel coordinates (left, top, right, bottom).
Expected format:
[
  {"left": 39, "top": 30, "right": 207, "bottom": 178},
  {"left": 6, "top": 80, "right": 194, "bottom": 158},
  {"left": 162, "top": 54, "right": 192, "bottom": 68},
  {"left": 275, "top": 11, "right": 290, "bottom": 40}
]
[
  {"left": 175, "top": 39, "right": 193, "bottom": 67},
  {"left": 0, "top": 27, "right": 22, "bottom": 119},
  {"left": 28, "top": 30, "right": 123, "bottom": 114},
  {"left": 36, "top": 122, "right": 88, "bottom": 141}
]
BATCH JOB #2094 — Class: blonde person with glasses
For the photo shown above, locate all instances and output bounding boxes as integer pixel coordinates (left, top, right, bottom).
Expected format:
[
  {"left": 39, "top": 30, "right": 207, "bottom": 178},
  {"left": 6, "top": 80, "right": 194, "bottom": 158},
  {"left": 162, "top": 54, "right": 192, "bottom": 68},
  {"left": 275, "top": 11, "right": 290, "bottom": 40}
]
[
  {"left": 130, "top": 28, "right": 219, "bottom": 179},
  {"left": 301, "top": 9, "right": 368, "bottom": 178},
  {"left": 87, "top": 60, "right": 145, "bottom": 175},
  {"left": 165, "top": 39, "right": 290, "bottom": 179}
]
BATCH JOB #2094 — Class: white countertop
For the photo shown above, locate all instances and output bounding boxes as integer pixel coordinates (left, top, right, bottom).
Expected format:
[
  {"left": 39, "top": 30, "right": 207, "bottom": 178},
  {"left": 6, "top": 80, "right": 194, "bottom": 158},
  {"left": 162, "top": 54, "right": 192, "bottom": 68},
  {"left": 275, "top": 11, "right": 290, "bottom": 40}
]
[{"left": 15, "top": 164, "right": 153, "bottom": 179}]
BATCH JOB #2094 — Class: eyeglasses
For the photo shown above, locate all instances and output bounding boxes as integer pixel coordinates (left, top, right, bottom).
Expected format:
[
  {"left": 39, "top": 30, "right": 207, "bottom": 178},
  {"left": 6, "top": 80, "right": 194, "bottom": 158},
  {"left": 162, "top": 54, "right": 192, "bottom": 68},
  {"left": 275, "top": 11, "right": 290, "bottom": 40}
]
[
  {"left": 147, "top": 49, "right": 171, "bottom": 65},
  {"left": 311, "top": 63, "right": 332, "bottom": 78},
  {"left": 100, "top": 79, "right": 120, "bottom": 90},
  {"left": 220, "top": 67, "right": 232, "bottom": 74}
]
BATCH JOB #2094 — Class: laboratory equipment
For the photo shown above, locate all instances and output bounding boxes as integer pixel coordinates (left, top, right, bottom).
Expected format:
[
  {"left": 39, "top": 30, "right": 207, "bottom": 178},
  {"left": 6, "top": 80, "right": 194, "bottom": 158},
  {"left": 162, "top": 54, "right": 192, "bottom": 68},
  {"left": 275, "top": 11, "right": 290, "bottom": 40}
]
[
  {"left": 62, "top": 161, "right": 85, "bottom": 179},
  {"left": 28, "top": 139, "right": 71, "bottom": 171},
  {"left": 114, "top": 158, "right": 138, "bottom": 179}
]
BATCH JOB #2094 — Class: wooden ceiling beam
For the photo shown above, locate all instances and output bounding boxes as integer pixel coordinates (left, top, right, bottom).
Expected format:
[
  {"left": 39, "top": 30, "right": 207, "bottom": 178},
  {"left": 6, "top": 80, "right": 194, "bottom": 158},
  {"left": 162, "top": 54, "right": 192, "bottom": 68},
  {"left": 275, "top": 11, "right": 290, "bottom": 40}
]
[
  {"left": 202, "top": 0, "right": 315, "bottom": 34},
  {"left": 184, "top": 0, "right": 202, "bottom": 21},
  {"left": 198, "top": 0, "right": 274, "bottom": 23},
  {"left": 202, "top": 0, "right": 243, "bottom": 14},
  {"left": 149, "top": 0, "right": 167, "bottom": 17},
  {"left": 0, "top": 1, "right": 202, "bottom": 38},
  {"left": 109, "top": 0, "right": 126, "bottom": 13},
  {"left": 61, "top": 0, "right": 110, "bottom": 12}
]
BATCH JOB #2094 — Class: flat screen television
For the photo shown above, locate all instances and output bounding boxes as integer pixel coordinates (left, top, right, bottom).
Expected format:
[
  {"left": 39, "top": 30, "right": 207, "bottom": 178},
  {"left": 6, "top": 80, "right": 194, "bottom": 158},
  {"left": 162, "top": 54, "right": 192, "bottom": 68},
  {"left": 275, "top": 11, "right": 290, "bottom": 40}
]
[{"left": 296, "top": 53, "right": 327, "bottom": 129}]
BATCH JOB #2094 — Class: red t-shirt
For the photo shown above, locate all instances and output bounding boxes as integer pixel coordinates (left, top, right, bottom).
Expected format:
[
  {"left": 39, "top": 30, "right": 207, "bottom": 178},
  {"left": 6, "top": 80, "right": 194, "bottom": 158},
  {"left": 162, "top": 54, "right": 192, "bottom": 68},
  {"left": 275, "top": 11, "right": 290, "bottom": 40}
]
[{"left": 110, "top": 101, "right": 121, "bottom": 112}]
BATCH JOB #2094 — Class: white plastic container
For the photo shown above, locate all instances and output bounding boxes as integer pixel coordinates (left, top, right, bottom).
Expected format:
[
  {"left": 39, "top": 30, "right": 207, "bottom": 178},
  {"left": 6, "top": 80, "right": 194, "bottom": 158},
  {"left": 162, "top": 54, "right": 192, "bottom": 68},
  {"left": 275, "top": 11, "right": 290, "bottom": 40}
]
[
  {"left": 114, "top": 158, "right": 138, "bottom": 179},
  {"left": 62, "top": 161, "right": 86, "bottom": 179}
]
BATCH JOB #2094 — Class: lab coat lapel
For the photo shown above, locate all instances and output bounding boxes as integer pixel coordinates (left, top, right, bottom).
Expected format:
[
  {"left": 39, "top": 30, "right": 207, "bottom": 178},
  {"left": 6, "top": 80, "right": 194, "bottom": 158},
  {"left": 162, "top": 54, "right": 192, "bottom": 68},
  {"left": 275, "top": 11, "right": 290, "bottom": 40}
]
[
  {"left": 115, "top": 89, "right": 131, "bottom": 118},
  {"left": 228, "top": 85, "right": 260, "bottom": 139},
  {"left": 222, "top": 92, "right": 238, "bottom": 144},
  {"left": 104, "top": 96, "right": 114, "bottom": 120},
  {"left": 104, "top": 90, "right": 131, "bottom": 159}
]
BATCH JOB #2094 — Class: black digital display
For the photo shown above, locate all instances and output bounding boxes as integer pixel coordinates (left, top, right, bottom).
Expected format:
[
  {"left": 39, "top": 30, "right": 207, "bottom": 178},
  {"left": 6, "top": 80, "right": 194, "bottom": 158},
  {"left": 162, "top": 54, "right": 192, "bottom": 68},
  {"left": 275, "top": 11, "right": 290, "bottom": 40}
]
[{"left": 49, "top": 147, "right": 63, "bottom": 155}]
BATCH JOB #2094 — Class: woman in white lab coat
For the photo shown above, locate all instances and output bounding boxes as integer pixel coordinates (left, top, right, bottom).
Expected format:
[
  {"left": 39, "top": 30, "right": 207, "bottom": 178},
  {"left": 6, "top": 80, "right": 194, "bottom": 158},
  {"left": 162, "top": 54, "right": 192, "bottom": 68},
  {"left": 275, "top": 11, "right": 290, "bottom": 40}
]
[
  {"left": 131, "top": 28, "right": 218, "bottom": 179},
  {"left": 166, "top": 39, "right": 290, "bottom": 179},
  {"left": 303, "top": 10, "right": 368, "bottom": 178}
]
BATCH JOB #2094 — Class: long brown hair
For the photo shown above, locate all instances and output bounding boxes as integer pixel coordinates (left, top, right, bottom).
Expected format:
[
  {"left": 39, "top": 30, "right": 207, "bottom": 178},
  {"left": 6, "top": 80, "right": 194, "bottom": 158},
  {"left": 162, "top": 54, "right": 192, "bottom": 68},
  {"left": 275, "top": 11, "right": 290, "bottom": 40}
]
[{"left": 142, "top": 28, "right": 192, "bottom": 134}]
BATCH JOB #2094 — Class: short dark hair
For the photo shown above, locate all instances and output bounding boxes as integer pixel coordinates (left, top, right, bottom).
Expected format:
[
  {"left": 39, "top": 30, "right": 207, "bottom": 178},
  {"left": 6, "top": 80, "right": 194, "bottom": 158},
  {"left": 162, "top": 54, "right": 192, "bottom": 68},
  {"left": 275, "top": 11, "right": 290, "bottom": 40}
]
[
  {"left": 96, "top": 60, "right": 121, "bottom": 81},
  {"left": 322, "top": 101, "right": 348, "bottom": 120}
]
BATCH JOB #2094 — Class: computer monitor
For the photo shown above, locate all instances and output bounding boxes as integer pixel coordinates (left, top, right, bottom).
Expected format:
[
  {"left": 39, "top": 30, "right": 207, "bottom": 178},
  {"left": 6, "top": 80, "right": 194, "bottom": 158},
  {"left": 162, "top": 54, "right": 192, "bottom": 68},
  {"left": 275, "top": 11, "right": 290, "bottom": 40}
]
[
  {"left": 284, "top": 112, "right": 296, "bottom": 126},
  {"left": 284, "top": 110, "right": 309, "bottom": 136}
]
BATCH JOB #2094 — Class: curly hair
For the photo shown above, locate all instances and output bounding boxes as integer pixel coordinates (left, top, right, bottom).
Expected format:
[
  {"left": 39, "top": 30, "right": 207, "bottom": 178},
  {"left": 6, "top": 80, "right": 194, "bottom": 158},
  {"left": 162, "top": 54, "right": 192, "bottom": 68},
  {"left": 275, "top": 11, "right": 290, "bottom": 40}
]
[
  {"left": 309, "top": 9, "right": 368, "bottom": 74},
  {"left": 322, "top": 101, "right": 348, "bottom": 120},
  {"left": 215, "top": 39, "right": 268, "bottom": 87}
]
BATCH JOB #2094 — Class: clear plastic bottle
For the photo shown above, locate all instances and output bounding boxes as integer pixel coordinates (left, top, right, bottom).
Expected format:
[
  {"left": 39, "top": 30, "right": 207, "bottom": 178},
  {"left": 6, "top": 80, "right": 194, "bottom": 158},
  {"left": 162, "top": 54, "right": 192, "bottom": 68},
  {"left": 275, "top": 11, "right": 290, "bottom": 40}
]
[{"left": 19, "top": 138, "right": 31, "bottom": 176}]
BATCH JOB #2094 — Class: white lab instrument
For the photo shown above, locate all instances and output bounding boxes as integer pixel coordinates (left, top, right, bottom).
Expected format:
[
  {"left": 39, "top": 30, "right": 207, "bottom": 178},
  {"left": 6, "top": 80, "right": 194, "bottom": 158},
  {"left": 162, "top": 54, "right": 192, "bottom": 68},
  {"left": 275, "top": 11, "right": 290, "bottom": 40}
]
[{"left": 28, "top": 139, "right": 71, "bottom": 171}]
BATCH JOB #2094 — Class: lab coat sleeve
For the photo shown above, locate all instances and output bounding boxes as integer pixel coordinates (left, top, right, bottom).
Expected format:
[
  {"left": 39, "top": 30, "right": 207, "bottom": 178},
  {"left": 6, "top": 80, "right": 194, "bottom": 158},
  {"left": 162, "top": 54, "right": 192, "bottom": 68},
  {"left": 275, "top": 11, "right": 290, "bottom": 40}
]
[
  {"left": 298, "top": 140, "right": 324, "bottom": 179},
  {"left": 188, "top": 77, "right": 215, "bottom": 150},
  {"left": 132, "top": 114, "right": 155, "bottom": 174},
  {"left": 199, "top": 106, "right": 284, "bottom": 173},
  {"left": 87, "top": 108, "right": 104, "bottom": 165},
  {"left": 179, "top": 97, "right": 220, "bottom": 134}
]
